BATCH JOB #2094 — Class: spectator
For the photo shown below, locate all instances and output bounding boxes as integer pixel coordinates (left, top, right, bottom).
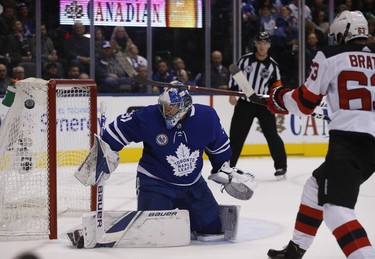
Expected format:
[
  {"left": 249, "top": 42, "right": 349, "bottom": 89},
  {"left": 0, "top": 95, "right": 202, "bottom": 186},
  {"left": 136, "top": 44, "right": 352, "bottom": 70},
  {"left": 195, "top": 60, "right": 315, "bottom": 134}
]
[
  {"left": 305, "top": 20, "right": 328, "bottom": 48},
  {"left": 30, "top": 23, "right": 66, "bottom": 76},
  {"left": 210, "top": 50, "right": 229, "bottom": 89},
  {"left": 312, "top": 10, "right": 330, "bottom": 35},
  {"left": 242, "top": 0, "right": 260, "bottom": 53},
  {"left": 12, "top": 65, "right": 25, "bottom": 80},
  {"left": 110, "top": 26, "right": 133, "bottom": 53},
  {"left": 344, "top": 0, "right": 354, "bottom": 11},
  {"left": 0, "top": 63, "right": 11, "bottom": 94},
  {"left": 336, "top": 4, "right": 348, "bottom": 15},
  {"left": 289, "top": 0, "right": 312, "bottom": 21},
  {"left": 15, "top": 2, "right": 34, "bottom": 38},
  {"left": 194, "top": 50, "right": 230, "bottom": 89},
  {"left": 176, "top": 68, "right": 195, "bottom": 86},
  {"left": 94, "top": 27, "right": 105, "bottom": 59},
  {"left": 305, "top": 32, "right": 320, "bottom": 74},
  {"left": 42, "top": 62, "right": 60, "bottom": 80},
  {"left": 78, "top": 72, "right": 90, "bottom": 79},
  {"left": 4, "top": 20, "right": 33, "bottom": 71},
  {"left": 66, "top": 64, "right": 81, "bottom": 79},
  {"left": 0, "top": 3, "right": 16, "bottom": 36},
  {"left": 259, "top": 5, "right": 276, "bottom": 35},
  {"left": 64, "top": 21, "right": 90, "bottom": 75},
  {"left": 273, "top": 5, "right": 298, "bottom": 59},
  {"left": 310, "top": 0, "right": 328, "bottom": 19},
  {"left": 171, "top": 56, "right": 186, "bottom": 73},
  {"left": 195, "top": 50, "right": 230, "bottom": 89},
  {"left": 275, "top": 7, "right": 299, "bottom": 88},
  {"left": 95, "top": 41, "right": 132, "bottom": 93},
  {"left": 126, "top": 43, "right": 147, "bottom": 70},
  {"left": 131, "top": 65, "right": 148, "bottom": 93},
  {"left": 152, "top": 59, "right": 175, "bottom": 85}
]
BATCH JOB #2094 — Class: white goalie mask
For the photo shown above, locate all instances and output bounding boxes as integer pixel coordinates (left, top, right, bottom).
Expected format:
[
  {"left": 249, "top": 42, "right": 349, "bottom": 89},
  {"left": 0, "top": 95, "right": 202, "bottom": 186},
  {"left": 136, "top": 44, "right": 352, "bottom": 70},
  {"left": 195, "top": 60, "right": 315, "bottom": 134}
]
[
  {"left": 158, "top": 82, "right": 192, "bottom": 129},
  {"left": 329, "top": 10, "right": 368, "bottom": 43}
]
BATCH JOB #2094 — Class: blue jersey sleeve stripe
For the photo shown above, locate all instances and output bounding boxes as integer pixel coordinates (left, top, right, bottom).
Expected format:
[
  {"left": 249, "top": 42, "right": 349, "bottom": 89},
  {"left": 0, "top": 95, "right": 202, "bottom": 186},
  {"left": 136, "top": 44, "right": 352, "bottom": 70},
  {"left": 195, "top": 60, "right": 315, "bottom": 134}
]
[
  {"left": 106, "top": 126, "right": 126, "bottom": 146},
  {"left": 205, "top": 139, "right": 230, "bottom": 154},
  {"left": 113, "top": 119, "right": 131, "bottom": 145}
]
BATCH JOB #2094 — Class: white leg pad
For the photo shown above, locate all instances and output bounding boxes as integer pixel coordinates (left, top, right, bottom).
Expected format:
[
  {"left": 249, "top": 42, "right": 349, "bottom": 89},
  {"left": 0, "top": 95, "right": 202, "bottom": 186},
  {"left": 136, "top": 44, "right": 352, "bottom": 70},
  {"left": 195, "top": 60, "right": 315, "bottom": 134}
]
[
  {"left": 82, "top": 212, "right": 97, "bottom": 248},
  {"left": 220, "top": 205, "right": 240, "bottom": 240},
  {"left": 82, "top": 210, "right": 191, "bottom": 248}
]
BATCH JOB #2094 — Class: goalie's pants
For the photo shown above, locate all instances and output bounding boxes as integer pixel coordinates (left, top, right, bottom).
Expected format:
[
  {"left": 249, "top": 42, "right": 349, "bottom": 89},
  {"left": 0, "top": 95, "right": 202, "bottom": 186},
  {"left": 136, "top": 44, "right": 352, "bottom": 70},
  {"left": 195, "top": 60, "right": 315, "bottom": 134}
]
[{"left": 137, "top": 175, "right": 222, "bottom": 235}]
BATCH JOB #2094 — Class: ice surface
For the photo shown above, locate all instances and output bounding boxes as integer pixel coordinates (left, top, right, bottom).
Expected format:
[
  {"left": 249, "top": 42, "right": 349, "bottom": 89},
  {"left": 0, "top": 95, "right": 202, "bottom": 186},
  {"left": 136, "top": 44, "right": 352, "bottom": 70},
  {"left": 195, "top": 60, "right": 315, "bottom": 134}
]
[{"left": 1, "top": 157, "right": 374, "bottom": 259}]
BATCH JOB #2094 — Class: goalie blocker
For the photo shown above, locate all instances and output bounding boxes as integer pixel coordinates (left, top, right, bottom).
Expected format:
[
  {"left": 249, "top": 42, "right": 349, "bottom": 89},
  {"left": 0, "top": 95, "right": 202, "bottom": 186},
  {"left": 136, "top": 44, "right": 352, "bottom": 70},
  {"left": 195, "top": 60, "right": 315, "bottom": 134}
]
[{"left": 68, "top": 205, "right": 240, "bottom": 248}]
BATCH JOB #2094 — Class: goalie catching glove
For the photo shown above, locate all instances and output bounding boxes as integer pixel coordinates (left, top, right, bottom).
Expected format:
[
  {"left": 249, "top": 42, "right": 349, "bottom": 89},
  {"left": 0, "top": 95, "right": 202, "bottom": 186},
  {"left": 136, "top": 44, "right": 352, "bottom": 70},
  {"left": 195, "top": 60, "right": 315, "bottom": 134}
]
[
  {"left": 74, "top": 134, "right": 120, "bottom": 186},
  {"left": 208, "top": 162, "right": 258, "bottom": 200}
]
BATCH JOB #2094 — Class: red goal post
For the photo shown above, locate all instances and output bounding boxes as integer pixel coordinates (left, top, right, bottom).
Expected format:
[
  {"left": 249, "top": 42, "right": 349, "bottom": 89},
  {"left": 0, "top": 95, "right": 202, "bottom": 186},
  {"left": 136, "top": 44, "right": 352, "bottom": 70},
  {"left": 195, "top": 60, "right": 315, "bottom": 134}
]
[{"left": 0, "top": 78, "right": 97, "bottom": 240}]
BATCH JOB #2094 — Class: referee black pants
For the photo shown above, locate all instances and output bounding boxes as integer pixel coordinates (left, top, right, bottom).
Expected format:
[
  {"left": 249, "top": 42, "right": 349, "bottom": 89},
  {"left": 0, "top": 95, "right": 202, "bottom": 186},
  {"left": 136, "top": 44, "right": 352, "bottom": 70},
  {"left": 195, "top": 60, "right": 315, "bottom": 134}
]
[{"left": 229, "top": 99, "right": 287, "bottom": 170}]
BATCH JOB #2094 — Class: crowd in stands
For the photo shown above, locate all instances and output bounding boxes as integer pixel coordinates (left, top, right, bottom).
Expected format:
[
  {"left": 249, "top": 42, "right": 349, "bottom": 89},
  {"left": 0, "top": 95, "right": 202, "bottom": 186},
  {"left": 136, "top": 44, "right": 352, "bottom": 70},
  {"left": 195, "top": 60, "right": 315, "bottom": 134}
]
[
  {"left": 242, "top": 0, "right": 375, "bottom": 88},
  {"left": 1, "top": 0, "right": 375, "bottom": 94}
]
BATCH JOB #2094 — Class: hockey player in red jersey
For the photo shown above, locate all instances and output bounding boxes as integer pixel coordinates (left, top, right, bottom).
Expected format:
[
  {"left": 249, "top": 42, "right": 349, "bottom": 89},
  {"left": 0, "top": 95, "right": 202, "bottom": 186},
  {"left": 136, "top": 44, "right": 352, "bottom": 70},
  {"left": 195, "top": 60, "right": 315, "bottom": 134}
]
[{"left": 267, "top": 10, "right": 375, "bottom": 259}]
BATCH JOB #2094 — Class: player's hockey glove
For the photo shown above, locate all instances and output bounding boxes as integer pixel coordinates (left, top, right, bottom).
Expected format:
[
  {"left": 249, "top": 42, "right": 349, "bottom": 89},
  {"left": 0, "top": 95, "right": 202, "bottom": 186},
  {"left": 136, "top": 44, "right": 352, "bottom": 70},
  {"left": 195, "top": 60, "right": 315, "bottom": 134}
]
[
  {"left": 267, "top": 86, "right": 290, "bottom": 115},
  {"left": 74, "top": 134, "right": 120, "bottom": 186},
  {"left": 208, "top": 162, "right": 258, "bottom": 200}
]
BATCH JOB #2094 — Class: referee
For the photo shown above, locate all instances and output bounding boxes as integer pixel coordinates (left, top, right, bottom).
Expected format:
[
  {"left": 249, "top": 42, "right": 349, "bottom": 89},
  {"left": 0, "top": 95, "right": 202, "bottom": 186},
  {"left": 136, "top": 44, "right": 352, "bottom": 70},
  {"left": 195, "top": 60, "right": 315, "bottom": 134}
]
[{"left": 228, "top": 31, "right": 287, "bottom": 179}]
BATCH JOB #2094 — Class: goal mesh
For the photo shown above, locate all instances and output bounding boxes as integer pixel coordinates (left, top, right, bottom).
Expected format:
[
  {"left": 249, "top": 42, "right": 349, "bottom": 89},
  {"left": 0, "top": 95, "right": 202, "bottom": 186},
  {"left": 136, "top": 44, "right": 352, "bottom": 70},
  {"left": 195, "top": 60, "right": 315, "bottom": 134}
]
[{"left": 0, "top": 78, "right": 97, "bottom": 239}]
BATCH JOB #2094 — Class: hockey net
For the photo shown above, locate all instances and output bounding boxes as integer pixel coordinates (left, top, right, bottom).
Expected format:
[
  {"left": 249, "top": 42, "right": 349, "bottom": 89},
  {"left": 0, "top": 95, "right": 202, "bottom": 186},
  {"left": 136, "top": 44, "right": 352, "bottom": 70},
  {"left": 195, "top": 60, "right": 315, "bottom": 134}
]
[{"left": 0, "top": 78, "right": 97, "bottom": 240}]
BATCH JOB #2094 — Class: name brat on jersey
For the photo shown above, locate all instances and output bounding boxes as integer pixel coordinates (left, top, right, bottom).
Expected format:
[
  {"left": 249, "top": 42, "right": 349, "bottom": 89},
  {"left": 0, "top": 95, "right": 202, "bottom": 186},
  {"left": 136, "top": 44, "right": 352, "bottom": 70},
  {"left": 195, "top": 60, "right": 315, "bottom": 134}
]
[{"left": 348, "top": 53, "right": 375, "bottom": 69}]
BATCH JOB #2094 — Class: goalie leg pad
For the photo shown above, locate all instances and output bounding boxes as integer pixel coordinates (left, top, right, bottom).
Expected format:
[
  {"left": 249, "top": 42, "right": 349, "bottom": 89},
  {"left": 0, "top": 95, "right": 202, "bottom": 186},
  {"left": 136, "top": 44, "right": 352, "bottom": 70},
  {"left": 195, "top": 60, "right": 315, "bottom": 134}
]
[
  {"left": 74, "top": 134, "right": 119, "bottom": 186},
  {"left": 220, "top": 205, "right": 240, "bottom": 240},
  {"left": 79, "top": 210, "right": 191, "bottom": 248}
]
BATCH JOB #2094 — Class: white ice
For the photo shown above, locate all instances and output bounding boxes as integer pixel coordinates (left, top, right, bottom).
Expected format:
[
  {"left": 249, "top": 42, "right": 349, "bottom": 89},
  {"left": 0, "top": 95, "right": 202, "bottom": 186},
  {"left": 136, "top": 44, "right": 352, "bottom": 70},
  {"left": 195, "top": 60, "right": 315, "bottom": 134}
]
[{"left": 1, "top": 157, "right": 375, "bottom": 259}]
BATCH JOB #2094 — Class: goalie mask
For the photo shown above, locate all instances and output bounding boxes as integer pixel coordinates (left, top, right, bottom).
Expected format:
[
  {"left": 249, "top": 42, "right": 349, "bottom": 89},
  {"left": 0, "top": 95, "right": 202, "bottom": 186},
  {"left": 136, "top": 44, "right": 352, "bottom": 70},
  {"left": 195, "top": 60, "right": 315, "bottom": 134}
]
[
  {"left": 158, "top": 82, "right": 192, "bottom": 129},
  {"left": 329, "top": 10, "right": 368, "bottom": 44}
]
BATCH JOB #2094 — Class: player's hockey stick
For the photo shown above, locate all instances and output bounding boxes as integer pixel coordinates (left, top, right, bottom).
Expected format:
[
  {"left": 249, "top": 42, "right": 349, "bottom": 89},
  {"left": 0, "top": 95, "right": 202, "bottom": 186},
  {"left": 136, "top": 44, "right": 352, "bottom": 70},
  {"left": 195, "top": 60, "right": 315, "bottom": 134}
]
[
  {"left": 96, "top": 102, "right": 107, "bottom": 243},
  {"left": 228, "top": 64, "right": 331, "bottom": 122},
  {"left": 120, "top": 54, "right": 258, "bottom": 98}
]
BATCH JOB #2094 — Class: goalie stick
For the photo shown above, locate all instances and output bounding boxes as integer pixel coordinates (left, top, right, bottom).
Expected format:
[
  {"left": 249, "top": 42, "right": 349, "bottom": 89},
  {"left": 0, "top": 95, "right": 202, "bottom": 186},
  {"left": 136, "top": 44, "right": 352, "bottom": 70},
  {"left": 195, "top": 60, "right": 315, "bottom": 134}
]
[
  {"left": 96, "top": 102, "right": 107, "bottom": 244},
  {"left": 228, "top": 64, "right": 331, "bottom": 122}
]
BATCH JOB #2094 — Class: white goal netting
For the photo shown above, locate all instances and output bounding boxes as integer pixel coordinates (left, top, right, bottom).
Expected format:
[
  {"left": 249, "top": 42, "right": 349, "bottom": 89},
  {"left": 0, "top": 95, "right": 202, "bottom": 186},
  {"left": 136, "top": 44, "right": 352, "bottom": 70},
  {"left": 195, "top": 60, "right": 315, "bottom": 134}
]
[{"left": 0, "top": 78, "right": 96, "bottom": 239}]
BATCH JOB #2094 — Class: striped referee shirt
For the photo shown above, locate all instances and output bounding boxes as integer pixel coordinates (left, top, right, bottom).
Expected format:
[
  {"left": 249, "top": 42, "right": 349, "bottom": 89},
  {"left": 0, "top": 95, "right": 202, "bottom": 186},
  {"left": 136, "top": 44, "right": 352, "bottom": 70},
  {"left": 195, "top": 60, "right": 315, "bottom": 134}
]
[{"left": 229, "top": 52, "right": 282, "bottom": 102}]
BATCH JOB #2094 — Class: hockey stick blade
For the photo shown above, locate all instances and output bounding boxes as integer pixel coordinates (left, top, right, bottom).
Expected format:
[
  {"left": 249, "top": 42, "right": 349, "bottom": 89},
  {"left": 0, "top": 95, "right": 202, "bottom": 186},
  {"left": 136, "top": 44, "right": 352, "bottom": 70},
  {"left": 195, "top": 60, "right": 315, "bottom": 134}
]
[{"left": 228, "top": 64, "right": 268, "bottom": 106}]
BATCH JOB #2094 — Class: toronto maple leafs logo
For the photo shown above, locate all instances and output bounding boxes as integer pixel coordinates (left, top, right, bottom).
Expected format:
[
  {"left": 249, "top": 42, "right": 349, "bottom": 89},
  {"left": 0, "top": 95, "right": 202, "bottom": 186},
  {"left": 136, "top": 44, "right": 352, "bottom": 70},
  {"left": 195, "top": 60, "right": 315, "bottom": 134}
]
[{"left": 166, "top": 143, "right": 200, "bottom": 177}]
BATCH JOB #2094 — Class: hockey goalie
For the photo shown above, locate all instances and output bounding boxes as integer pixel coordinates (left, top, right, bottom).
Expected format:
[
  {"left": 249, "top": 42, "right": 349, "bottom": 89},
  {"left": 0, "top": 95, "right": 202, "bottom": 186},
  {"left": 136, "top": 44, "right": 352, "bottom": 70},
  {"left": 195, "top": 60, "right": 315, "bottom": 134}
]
[{"left": 69, "top": 83, "right": 257, "bottom": 248}]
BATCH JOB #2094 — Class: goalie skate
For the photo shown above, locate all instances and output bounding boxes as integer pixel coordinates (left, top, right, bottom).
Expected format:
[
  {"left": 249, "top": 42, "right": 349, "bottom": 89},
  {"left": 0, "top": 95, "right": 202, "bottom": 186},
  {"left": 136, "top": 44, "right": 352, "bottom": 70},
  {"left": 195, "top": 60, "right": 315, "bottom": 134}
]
[{"left": 67, "top": 229, "right": 84, "bottom": 249}]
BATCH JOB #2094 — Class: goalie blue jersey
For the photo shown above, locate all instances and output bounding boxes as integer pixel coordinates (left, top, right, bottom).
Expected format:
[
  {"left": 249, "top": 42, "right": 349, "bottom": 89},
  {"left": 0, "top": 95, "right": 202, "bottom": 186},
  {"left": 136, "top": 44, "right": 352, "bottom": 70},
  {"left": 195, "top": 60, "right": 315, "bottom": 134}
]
[{"left": 102, "top": 104, "right": 232, "bottom": 186}]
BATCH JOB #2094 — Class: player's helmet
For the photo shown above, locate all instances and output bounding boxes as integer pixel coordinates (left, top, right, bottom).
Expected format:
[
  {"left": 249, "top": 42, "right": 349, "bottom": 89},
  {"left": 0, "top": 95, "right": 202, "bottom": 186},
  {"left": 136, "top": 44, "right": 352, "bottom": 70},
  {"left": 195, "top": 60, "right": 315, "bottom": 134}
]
[
  {"left": 329, "top": 10, "right": 368, "bottom": 43},
  {"left": 255, "top": 31, "right": 271, "bottom": 43},
  {"left": 158, "top": 81, "right": 192, "bottom": 129}
]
